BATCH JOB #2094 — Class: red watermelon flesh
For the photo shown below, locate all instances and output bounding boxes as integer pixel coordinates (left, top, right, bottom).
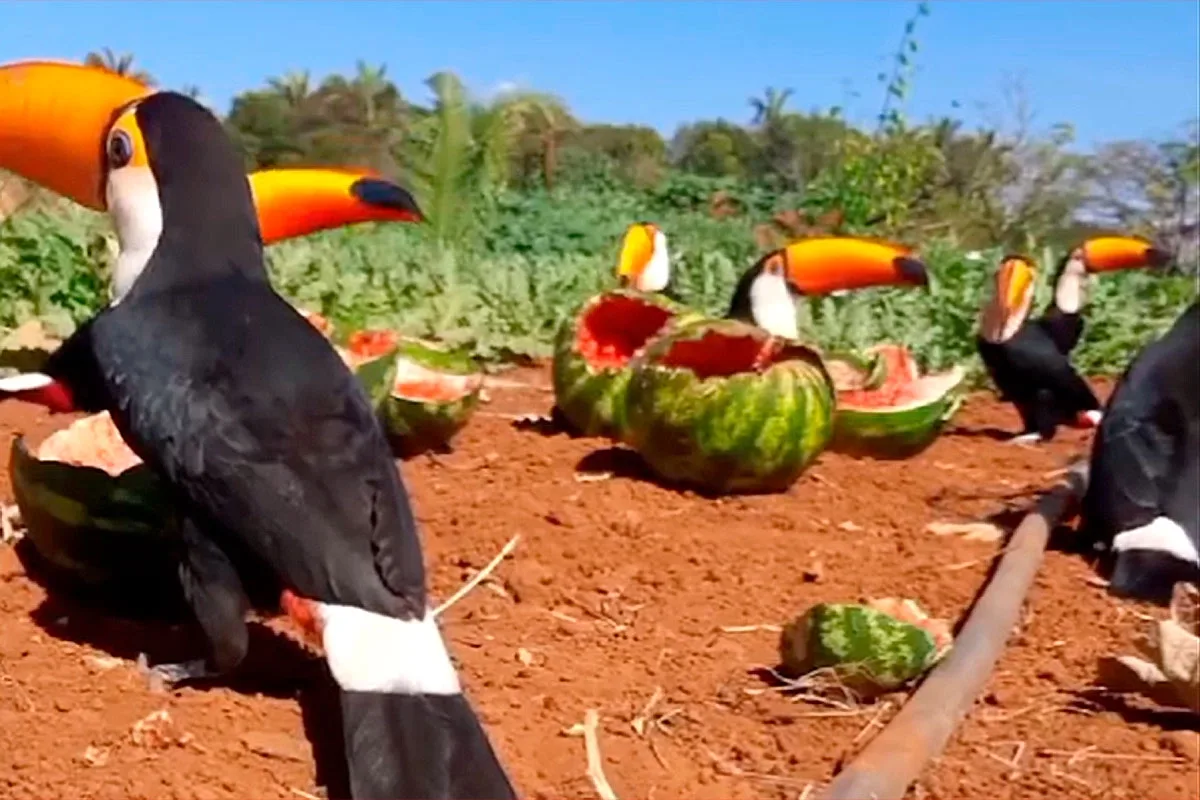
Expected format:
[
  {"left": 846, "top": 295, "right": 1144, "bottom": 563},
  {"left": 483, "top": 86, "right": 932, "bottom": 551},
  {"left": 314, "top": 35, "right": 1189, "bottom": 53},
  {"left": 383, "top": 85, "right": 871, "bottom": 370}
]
[
  {"left": 657, "top": 330, "right": 789, "bottom": 379},
  {"left": 392, "top": 358, "right": 481, "bottom": 402},
  {"left": 577, "top": 295, "right": 676, "bottom": 370},
  {"left": 838, "top": 344, "right": 927, "bottom": 408}
]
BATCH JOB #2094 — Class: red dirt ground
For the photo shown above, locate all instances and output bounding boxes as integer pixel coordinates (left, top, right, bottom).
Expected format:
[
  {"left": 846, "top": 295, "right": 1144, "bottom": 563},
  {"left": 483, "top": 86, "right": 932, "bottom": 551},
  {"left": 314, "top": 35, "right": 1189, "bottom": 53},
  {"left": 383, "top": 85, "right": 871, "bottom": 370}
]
[{"left": 0, "top": 366, "right": 1196, "bottom": 800}]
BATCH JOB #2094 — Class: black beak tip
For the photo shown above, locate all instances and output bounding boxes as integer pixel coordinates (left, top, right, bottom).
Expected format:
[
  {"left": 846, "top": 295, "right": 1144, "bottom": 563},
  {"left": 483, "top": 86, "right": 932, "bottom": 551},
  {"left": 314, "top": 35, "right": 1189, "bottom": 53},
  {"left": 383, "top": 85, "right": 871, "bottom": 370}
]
[
  {"left": 1146, "top": 247, "right": 1172, "bottom": 268},
  {"left": 894, "top": 255, "right": 930, "bottom": 288},
  {"left": 351, "top": 177, "right": 425, "bottom": 221}
]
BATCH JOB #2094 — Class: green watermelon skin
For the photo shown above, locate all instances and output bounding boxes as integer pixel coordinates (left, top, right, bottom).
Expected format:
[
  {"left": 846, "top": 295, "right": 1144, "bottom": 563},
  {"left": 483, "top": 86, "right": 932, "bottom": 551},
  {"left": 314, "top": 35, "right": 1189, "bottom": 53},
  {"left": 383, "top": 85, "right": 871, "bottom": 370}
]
[
  {"left": 8, "top": 436, "right": 186, "bottom": 614},
  {"left": 551, "top": 289, "right": 700, "bottom": 440},
  {"left": 623, "top": 318, "right": 835, "bottom": 494},
  {"left": 372, "top": 338, "right": 483, "bottom": 456},
  {"left": 779, "top": 602, "right": 940, "bottom": 696}
]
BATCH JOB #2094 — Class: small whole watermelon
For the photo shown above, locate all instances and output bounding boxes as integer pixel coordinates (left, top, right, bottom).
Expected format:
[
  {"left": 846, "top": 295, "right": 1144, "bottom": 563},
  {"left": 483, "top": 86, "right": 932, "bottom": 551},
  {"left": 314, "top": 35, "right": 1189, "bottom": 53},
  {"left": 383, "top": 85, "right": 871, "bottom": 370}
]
[
  {"left": 623, "top": 318, "right": 835, "bottom": 494},
  {"left": 342, "top": 329, "right": 483, "bottom": 456},
  {"left": 830, "top": 343, "right": 966, "bottom": 459},
  {"left": 779, "top": 601, "right": 948, "bottom": 697},
  {"left": 551, "top": 289, "right": 702, "bottom": 440}
]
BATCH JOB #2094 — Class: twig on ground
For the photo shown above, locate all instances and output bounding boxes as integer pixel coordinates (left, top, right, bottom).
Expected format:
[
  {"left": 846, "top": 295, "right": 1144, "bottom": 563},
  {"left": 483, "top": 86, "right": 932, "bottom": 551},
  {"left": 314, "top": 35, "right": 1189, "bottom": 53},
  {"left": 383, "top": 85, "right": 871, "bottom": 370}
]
[
  {"left": 939, "top": 540, "right": 1023, "bottom": 572},
  {"left": 985, "top": 740, "right": 1027, "bottom": 778},
  {"left": 289, "top": 790, "right": 322, "bottom": 800},
  {"left": 433, "top": 534, "right": 521, "bottom": 617},
  {"left": 565, "top": 709, "right": 619, "bottom": 800},
  {"left": 703, "top": 746, "right": 814, "bottom": 789},
  {"left": 719, "top": 623, "right": 783, "bottom": 634},
  {"left": 1039, "top": 747, "right": 1188, "bottom": 764},
  {"left": 852, "top": 701, "right": 893, "bottom": 744}
]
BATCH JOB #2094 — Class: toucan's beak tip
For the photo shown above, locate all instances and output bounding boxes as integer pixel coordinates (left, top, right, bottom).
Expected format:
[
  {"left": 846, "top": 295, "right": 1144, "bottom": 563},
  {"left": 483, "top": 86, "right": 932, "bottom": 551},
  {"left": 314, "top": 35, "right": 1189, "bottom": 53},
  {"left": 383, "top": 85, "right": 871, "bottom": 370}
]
[
  {"left": 894, "top": 255, "right": 930, "bottom": 288},
  {"left": 1146, "top": 247, "right": 1172, "bottom": 268},
  {"left": 349, "top": 177, "right": 425, "bottom": 222}
]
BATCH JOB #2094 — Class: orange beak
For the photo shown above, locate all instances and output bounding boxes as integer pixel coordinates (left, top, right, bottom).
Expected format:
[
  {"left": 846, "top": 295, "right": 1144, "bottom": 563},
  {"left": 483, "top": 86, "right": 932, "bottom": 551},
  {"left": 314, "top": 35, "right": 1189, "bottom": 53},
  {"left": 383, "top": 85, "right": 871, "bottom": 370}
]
[
  {"left": 615, "top": 222, "right": 657, "bottom": 287},
  {"left": 779, "top": 236, "right": 929, "bottom": 295},
  {"left": 997, "top": 256, "right": 1036, "bottom": 314},
  {"left": 248, "top": 168, "right": 424, "bottom": 245},
  {"left": 0, "top": 60, "right": 152, "bottom": 210},
  {"left": 1080, "top": 235, "right": 1171, "bottom": 273}
]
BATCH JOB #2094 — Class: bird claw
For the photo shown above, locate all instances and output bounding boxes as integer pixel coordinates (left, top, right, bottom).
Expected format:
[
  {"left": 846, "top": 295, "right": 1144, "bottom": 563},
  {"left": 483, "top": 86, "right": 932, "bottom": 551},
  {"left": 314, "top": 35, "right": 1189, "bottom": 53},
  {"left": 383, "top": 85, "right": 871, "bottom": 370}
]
[
  {"left": 136, "top": 654, "right": 211, "bottom": 692},
  {"left": 1073, "top": 410, "right": 1103, "bottom": 429}
]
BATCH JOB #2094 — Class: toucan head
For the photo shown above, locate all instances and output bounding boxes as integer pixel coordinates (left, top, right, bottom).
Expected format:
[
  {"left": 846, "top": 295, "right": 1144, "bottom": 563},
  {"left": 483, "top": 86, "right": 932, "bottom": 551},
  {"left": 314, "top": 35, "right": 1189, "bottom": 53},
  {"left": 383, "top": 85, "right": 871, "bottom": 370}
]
[
  {"left": 980, "top": 254, "right": 1037, "bottom": 342},
  {"left": 0, "top": 60, "right": 264, "bottom": 300},
  {"left": 248, "top": 168, "right": 423, "bottom": 245},
  {"left": 729, "top": 236, "right": 929, "bottom": 339},
  {"left": 615, "top": 221, "right": 670, "bottom": 292}
]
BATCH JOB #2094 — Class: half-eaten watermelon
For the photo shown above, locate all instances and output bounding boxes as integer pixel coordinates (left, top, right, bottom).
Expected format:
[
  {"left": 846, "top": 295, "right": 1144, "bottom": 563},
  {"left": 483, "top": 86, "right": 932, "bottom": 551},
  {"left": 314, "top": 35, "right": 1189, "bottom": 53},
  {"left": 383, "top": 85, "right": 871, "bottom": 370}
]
[
  {"left": 343, "top": 329, "right": 484, "bottom": 456},
  {"left": 623, "top": 318, "right": 835, "bottom": 494},
  {"left": 552, "top": 289, "right": 702, "bottom": 440},
  {"left": 8, "top": 412, "right": 184, "bottom": 609},
  {"left": 830, "top": 344, "right": 965, "bottom": 459}
]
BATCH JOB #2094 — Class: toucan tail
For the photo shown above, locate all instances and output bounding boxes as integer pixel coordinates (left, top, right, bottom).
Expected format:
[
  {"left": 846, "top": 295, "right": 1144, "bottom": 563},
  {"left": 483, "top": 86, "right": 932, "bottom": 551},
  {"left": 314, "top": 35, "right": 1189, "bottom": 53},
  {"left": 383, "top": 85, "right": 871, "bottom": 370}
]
[{"left": 340, "top": 688, "right": 516, "bottom": 800}]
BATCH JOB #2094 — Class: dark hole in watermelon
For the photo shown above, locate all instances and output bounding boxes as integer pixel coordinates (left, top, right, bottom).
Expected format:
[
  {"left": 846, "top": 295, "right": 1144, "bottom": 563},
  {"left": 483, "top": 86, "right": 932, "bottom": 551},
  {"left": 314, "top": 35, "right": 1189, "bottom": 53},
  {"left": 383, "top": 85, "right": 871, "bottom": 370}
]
[
  {"left": 657, "top": 331, "right": 786, "bottom": 379},
  {"left": 577, "top": 296, "right": 675, "bottom": 370}
]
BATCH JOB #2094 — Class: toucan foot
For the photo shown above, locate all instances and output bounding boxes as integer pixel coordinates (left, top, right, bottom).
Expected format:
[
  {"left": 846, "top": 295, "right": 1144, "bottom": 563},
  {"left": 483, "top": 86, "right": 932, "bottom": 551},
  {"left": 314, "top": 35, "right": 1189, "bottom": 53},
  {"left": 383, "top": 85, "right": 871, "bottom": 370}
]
[
  {"left": 1008, "top": 432, "right": 1043, "bottom": 446},
  {"left": 137, "top": 654, "right": 213, "bottom": 692},
  {"left": 1073, "top": 410, "right": 1103, "bottom": 429}
]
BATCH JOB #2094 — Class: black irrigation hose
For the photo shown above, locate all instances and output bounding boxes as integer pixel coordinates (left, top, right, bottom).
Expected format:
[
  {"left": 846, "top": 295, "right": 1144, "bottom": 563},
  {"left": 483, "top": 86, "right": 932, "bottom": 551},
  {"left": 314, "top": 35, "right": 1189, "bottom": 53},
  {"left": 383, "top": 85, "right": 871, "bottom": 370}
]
[{"left": 816, "top": 462, "right": 1091, "bottom": 800}]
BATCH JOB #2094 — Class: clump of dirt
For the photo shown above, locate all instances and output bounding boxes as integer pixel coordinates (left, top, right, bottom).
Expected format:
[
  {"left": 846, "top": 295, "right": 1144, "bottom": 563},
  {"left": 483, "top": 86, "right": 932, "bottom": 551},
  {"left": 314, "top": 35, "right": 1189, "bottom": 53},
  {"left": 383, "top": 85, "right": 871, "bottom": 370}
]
[{"left": 0, "top": 370, "right": 1194, "bottom": 800}]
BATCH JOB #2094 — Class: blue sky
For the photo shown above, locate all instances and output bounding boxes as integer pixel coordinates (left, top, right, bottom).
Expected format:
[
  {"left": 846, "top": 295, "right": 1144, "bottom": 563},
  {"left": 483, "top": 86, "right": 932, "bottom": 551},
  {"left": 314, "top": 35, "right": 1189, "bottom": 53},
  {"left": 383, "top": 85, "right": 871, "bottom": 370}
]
[{"left": 4, "top": 1, "right": 1197, "bottom": 150}]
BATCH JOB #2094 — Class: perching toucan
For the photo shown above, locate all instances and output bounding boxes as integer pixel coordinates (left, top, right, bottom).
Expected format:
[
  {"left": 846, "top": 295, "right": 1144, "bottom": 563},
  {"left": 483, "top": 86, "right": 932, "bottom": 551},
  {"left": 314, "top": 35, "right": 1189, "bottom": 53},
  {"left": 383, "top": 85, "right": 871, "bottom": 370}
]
[
  {"left": 0, "top": 60, "right": 514, "bottom": 799},
  {"left": 1038, "top": 235, "right": 1170, "bottom": 355},
  {"left": 1079, "top": 300, "right": 1199, "bottom": 602},
  {"left": 976, "top": 254, "right": 1105, "bottom": 444},
  {"left": 614, "top": 222, "right": 929, "bottom": 338}
]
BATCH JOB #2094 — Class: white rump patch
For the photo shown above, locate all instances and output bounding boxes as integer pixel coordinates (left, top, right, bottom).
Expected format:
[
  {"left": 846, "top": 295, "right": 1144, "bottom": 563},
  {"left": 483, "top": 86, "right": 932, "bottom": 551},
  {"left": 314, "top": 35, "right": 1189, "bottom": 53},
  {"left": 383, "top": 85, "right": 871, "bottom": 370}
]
[
  {"left": 1113, "top": 517, "right": 1200, "bottom": 565},
  {"left": 317, "top": 603, "right": 462, "bottom": 695},
  {"left": 0, "top": 372, "right": 54, "bottom": 392}
]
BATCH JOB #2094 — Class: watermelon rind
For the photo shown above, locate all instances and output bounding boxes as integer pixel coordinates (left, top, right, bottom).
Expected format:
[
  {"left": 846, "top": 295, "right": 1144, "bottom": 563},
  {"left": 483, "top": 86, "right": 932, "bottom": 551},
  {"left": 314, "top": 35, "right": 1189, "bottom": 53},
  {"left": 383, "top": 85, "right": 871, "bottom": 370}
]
[
  {"left": 779, "top": 602, "right": 942, "bottom": 697},
  {"left": 820, "top": 347, "right": 889, "bottom": 393},
  {"left": 551, "top": 288, "right": 702, "bottom": 440},
  {"left": 375, "top": 337, "right": 484, "bottom": 456},
  {"left": 623, "top": 317, "right": 835, "bottom": 494},
  {"left": 8, "top": 434, "right": 186, "bottom": 613},
  {"left": 831, "top": 365, "right": 966, "bottom": 459}
]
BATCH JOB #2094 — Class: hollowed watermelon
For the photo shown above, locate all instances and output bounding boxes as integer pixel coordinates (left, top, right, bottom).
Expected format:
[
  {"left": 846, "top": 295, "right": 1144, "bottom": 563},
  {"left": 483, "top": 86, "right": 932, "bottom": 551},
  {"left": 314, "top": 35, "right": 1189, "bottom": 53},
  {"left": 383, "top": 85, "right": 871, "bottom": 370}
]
[
  {"left": 342, "top": 329, "right": 483, "bottom": 456},
  {"left": 830, "top": 344, "right": 965, "bottom": 459},
  {"left": 623, "top": 318, "right": 835, "bottom": 494},
  {"left": 8, "top": 412, "right": 185, "bottom": 609},
  {"left": 552, "top": 289, "right": 702, "bottom": 439}
]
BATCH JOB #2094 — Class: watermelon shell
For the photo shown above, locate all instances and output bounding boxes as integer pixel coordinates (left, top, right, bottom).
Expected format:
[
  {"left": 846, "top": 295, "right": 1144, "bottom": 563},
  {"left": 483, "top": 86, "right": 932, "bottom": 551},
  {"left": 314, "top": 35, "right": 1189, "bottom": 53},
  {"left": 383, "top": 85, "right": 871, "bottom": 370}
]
[
  {"left": 623, "top": 318, "right": 835, "bottom": 494},
  {"left": 8, "top": 413, "right": 186, "bottom": 612},
  {"left": 551, "top": 289, "right": 703, "bottom": 440},
  {"left": 342, "top": 330, "right": 483, "bottom": 456},
  {"left": 779, "top": 601, "right": 944, "bottom": 697},
  {"left": 830, "top": 344, "right": 966, "bottom": 459}
]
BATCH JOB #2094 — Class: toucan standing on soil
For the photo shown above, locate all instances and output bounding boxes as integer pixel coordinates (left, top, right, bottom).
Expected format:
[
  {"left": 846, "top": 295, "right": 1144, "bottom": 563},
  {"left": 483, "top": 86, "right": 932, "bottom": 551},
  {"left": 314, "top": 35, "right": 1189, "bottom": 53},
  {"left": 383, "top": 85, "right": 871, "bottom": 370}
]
[
  {"left": 1038, "top": 235, "right": 1170, "bottom": 355},
  {"left": 976, "top": 255, "right": 1106, "bottom": 444},
  {"left": 0, "top": 60, "right": 514, "bottom": 799},
  {"left": 1079, "top": 300, "right": 1200, "bottom": 602},
  {"left": 614, "top": 222, "right": 929, "bottom": 337}
]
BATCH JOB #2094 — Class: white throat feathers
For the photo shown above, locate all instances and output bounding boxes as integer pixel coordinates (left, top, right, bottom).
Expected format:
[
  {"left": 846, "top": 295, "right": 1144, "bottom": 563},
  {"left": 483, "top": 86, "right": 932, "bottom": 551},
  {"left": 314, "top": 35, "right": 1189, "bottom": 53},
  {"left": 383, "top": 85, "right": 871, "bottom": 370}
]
[
  {"left": 317, "top": 603, "right": 463, "bottom": 696},
  {"left": 1054, "top": 254, "right": 1088, "bottom": 314},
  {"left": 749, "top": 267, "right": 800, "bottom": 339},
  {"left": 639, "top": 230, "right": 671, "bottom": 292},
  {"left": 106, "top": 166, "right": 163, "bottom": 304}
]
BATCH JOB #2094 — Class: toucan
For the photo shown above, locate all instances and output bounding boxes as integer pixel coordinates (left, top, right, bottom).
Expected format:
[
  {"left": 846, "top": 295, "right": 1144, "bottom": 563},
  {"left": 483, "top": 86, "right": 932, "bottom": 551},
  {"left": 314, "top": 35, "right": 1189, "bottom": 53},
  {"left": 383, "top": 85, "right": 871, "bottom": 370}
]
[
  {"left": 1079, "top": 300, "right": 1199, "bottom": 602},
  {"left": 0, "top": 60, "right": 514, "bottom": 799},
  {"left": 976, "top": 254, "right": 1106, "bottom": 444},
  {"left": 1038, "top": 235, "right": 1170, "bottom": 355},
  {"left": 614, "top": 221, "right": 929, "bottom": 338}
]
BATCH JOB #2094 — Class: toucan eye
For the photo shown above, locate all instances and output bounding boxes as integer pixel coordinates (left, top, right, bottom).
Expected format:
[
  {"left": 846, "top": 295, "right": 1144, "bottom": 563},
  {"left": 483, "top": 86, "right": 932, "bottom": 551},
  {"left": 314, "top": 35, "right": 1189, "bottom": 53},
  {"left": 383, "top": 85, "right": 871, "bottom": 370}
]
[{"left": 107, "top": 130, "right": 134, "bottom": 169}]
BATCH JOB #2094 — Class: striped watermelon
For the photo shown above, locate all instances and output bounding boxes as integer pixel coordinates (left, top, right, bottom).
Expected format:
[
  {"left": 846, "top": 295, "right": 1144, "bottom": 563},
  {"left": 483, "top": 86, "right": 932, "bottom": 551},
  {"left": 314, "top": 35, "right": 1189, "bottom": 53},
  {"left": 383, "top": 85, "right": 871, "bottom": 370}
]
[
  {"left": 830, "top": 344, "right": 966, "bottom": 459},
  {"left": 779, "top": 600, "right": 950, "bottom": 698},
  {"left": 551, "top": 289, "right": 702, "bottom": 439},
  {"left": 341, "top": 329, "right": 483, "bottom": 456},
  {"left": 623, "top": 318, "right": 835, "bottom": 494}
]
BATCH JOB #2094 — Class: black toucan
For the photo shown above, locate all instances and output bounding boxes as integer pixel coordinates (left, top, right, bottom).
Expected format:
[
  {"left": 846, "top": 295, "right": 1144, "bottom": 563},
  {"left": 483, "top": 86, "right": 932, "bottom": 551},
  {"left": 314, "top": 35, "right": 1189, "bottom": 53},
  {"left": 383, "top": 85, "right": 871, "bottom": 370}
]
[
  {"left": 1079, "top": 300, "right": 1200, "bottom": 602},
  {"left": 0, "top": 60, "right": 514, "bottom": 799},
  {"left": 976, "top": 254, "right": 1105, "bottom": 444},
  {"left": 615, "top": 223, "right": 929, "bottom": 337},
  {"left": 1038, "top": 235, "right": 1170, "bottom": 355}
]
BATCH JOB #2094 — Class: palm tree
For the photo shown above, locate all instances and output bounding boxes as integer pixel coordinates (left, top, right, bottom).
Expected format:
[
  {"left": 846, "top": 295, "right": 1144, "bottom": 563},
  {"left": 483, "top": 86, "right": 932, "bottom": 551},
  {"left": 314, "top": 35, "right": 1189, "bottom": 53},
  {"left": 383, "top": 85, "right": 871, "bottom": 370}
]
[
  {"left": 83, "top": 48, "right": 156, "bottom": 86},
  {"left": 268, "top": 70, "right": 313, "bottom": 111}
]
